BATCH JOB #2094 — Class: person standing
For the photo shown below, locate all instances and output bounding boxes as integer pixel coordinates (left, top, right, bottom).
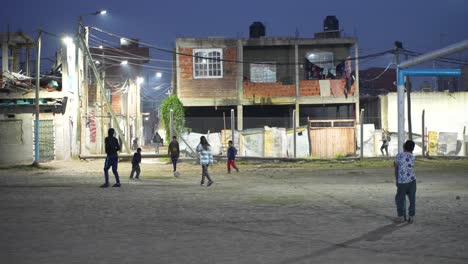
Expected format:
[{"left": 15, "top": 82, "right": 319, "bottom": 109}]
[
  {"left": 394, "top": 140, "right": 417, "bottom": 223},
  {"left": 380, "top": 128, "right": 390, "bottom": 156},
  {"left": 130, "top": 147, "right": 142, "bottom": 180},
  {"left": 197, "top": 136, "right": 214, "bottom": 186},
  {"left": 168, "top": 136, "right": 180, "bottom": 177},
  {"left": 152, "top": 132, "right": 162, "bottom": 153},
  {"left": 101, "top": 128, "right": 121, "bottom": 188},
  {"left": 226, "top": 140, "right": 239, "bottom": 174}
]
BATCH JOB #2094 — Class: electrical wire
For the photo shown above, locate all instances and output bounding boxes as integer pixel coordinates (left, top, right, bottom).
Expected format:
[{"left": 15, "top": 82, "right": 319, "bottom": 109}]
[
  {"left": 400, "top": 50, "right": 467, "bottom": 65},
  {"left": 93, "top": 55, "right": 172, "bottom": 73},
  {"left": 360, "top": 63, "right": 395, "bottom": 82},
  {"left": 88, "top": 35, "right": 175, "bottom": 64},
  {"left": 89, "top": 26, "right": 394, "bottom": 66}
]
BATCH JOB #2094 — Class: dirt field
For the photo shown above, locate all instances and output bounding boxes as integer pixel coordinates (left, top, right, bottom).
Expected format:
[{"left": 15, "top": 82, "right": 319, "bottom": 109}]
[{"left": 1, "top": 158, "right": 467, "bottom": 263}]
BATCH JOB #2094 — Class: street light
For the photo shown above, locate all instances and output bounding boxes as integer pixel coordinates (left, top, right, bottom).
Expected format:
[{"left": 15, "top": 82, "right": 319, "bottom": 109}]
[
  {"left": 62, "top": 36, "right": 74, "bottom": 46},
  {"left": 137, "top": 77, "right": 144, "bottom": 85},
  {"left": 155, "top": 72, "right": 162, "bottom": 78},
  {"left": 121, "top": 60, "right": 128, "bottom": 65}
]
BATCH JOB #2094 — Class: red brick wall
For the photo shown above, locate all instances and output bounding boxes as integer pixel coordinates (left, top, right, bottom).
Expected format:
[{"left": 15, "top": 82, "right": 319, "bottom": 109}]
[
  {"left": 111, "top": 88, "right": 121, "bottom": 114},
  {"left": 178, "top": 47, "right": 237, "bottom": 98},
  {"left": 88, "top": 84, "right": 96, "bottom": 104},
  {"left": 242, "top": 79, "right": 356, "bottom": 98},
  {"left": 243, "top": 81, "right": 295, "bottom": 98},
  {"left": 299, "top": 80, "right": 320, "bottom": 96}
]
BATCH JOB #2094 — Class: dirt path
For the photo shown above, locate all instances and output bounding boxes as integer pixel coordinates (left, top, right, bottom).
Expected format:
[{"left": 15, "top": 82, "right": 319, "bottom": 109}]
[{"left": 1, "top": 159, "right": 467, "bottom": 263}]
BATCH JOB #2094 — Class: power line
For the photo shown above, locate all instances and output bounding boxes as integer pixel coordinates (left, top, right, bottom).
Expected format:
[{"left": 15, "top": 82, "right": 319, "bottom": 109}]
[
  {"left": 360, "top": 63, "right": 395, "bottom": 82},
  {"left": 89, "top": 26, "right": 394, "bottom": 66},
  {"left": 88, "top": 35, "right": 175, "bottom": 64},
  {"left": 93, "top": 55, "right": 172, "bottom": 73},
  {"left": 401, "top": 50, "right": 467, "bottom": 66}
]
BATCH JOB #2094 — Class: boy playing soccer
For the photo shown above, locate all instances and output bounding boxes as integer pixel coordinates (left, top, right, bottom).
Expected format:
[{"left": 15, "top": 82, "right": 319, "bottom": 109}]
[
  {"left": 101, "top": 128, "right": 121, "bottom": 188},
  {"left": 130, "top": 147, "right": 142, "bottom": 180},
  {"left": 394, "top": 140, "right": 416, "bottom": 223}
]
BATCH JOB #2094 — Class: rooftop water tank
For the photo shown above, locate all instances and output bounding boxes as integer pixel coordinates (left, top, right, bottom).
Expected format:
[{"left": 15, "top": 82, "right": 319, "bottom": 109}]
[
  {"left": 249, "top": 22, "right": 265, "bottom": 38},
  {"left": 323, "top": 16, "right": 339, "bottom": 32}
]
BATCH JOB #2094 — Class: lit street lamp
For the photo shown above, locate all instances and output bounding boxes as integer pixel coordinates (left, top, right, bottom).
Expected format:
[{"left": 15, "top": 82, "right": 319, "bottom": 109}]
[{"left": 137, "top": 77, "right": 144, "bottom": 85}]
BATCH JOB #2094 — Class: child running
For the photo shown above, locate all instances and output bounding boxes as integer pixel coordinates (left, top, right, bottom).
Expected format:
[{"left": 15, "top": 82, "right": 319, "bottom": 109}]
[
  {"left": 129, "top": 147, "right": 142, "bottom": 180},
  {"left": 394, "top": 140, "right": 416, "bottom": 223},
  {"left": 196, "top": 136, "right": 214, "bottom": 186},
  {"left": 226, "top": 140, "right": 239, "bottom": 174}
]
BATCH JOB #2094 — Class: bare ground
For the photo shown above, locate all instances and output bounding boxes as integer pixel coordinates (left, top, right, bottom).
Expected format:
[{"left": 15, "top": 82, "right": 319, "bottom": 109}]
[{"left": 0, "top": 158, "right": 467, "bottom": 264}]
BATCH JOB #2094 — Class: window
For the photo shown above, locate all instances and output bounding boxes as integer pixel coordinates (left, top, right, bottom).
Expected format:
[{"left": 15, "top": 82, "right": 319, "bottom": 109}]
[
  {"left": 193, "top": 49, "right": 223, "bottom": 78},
  {"left": 250, "top": 63, "right": 277, "bottom": 83}
]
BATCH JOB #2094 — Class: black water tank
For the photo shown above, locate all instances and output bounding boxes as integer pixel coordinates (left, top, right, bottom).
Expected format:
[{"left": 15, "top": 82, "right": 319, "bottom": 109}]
[
  {"left": 249, "top": 22, "right": 265, "bottom": 38},
  {"left": 323, "top": 16, "right": 339, "bottom": 31}
]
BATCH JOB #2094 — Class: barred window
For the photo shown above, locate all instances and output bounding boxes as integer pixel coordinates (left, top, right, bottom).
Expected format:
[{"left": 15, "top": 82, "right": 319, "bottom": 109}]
[
  {"left": 250, "top": 63, "right": 277, "bottom": 83},
  {"left": 193, "top": 49, "right": 223, "bottom": 78}
]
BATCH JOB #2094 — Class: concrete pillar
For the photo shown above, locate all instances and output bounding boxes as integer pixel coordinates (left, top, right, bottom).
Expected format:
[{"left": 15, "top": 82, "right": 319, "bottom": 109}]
[
  {"left": 355, "top": 43, "right": 360, "bottom": 124},
  {"left": 236, "top": 39, "right": 244, "bottom": 130},
  {"left": 295, "top": 44, "right": 300, "bottom": 125},
  {"left": 12, "top": 47, "right": 21, "bottom": 73},
  {"left": 2, "top": 42, "right": 8, "bottom": 87},
  {"left": 26, "top": 47, "right": 30, "bottom": 77},
  {"left": 237, "top": 105, "right": 243, "bottom": 131}
]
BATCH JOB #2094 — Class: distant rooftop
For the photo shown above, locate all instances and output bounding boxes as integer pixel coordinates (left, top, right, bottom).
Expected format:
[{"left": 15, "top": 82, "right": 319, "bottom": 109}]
[{"left": 0, "top": 32, "right": 35, "bottom": 46}]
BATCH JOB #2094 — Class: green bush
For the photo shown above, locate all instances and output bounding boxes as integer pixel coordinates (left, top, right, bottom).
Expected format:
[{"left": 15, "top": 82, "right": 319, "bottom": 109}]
[{"left": 160, "top": 95, "right": 187, "bottom": 142}]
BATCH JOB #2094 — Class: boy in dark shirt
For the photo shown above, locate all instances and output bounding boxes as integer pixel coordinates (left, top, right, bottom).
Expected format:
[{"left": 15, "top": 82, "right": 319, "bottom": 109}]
[
  {"left": 130, "top": 147, "right": 142, "bottom": 180},
  {"left": 168, "top": 136, "right": 180, "bottom": 177},
  {"left": 101, "top": 128, "right": 121, "bottom": 188},
  {"left": 227, "top": 140, "right": 239, "bottom": 174}
]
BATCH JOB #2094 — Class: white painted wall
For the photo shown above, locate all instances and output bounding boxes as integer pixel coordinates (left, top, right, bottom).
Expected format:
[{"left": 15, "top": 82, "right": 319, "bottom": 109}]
[
  {"left": 384, "top": 92, "right": 468, "bottom": 140},
  {"left": 383, "top": 92, "right": 468, "bottom": 156}
]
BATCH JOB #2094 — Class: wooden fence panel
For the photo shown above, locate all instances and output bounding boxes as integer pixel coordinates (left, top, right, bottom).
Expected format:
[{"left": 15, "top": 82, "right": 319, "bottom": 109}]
[{"left": 309, "top": 127, "right": 355, "bottom": 158}]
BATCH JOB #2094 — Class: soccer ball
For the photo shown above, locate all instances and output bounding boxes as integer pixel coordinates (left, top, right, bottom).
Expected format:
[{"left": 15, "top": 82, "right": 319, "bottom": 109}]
[{"left": 174, "top": 171, "right": 180, "bottom": 177}]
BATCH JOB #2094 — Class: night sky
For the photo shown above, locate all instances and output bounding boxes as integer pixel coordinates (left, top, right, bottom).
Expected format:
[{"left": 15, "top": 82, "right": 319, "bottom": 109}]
[{"left": 1, "top": 0, "right": 467, "bottom": 100}]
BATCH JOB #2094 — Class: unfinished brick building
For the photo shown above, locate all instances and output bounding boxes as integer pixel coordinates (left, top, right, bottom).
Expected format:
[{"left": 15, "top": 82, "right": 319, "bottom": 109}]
[{"left": 173, "top": 19, "right": 360, "bottom": 133}]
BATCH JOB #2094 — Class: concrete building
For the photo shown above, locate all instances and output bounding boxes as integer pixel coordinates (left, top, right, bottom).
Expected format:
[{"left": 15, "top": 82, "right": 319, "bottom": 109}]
[
  {"left": 173, "top": 19, "right": 360, "bottom": 134},
  {"left": 0, "top": 32, "right": 73, "bottom": 164}
]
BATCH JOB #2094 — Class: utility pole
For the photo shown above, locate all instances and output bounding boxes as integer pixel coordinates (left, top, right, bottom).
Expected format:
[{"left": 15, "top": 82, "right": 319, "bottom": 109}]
[
  {"left": 33, "top": 29, "right": 42, "bottom": 165},
  {"left": 395, "top": 41, "right": 405, "bottom": 152},
  {"left": 405, "top": 52, "right": 413, "bottom": 140},
  {"left": 80, "top": 23, "right": 89, "bottom": 155},
  {"left": 101, "top": 70, "right": 105, "bottom": 154},
  {"left": 231, "top": 109, "right": 235, "bottom": 146}
]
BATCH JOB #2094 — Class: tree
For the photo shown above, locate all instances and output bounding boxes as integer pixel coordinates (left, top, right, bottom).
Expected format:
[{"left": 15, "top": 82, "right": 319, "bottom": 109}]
[{"left": 160, "top": 95, "right": 186, "bottom": 142}]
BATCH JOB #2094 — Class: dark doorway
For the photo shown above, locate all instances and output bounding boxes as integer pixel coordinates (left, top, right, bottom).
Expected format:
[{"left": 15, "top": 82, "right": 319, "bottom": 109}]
[{"left": 243, "top": 105, "right": 294, "bottom": 129}]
